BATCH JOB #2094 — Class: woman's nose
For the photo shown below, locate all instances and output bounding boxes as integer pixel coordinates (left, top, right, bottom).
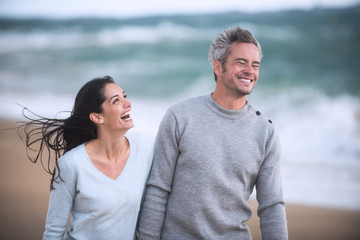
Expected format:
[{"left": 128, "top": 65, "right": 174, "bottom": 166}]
[{"left": 123, "top": 98, "right": 131, "bottom": 108}]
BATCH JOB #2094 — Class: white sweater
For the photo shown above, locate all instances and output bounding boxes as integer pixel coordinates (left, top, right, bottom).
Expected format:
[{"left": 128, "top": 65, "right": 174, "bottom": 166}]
[{"left": 43, "top": 134, "right": 153, "bottom": 240}]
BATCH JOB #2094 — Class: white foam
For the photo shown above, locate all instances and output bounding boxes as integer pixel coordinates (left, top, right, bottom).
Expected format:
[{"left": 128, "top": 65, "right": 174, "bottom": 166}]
[
  {"left": 251, "top": 87, "right": 360, "bottom": 165},
  {"left": 0, "top": 22, "right": 214, "bottom": 54},
  {"left": 2, "top": 86, "right": 360, "bottom": 210}
]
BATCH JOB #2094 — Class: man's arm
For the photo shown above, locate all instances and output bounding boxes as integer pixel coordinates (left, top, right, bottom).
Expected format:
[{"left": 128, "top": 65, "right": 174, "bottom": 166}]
[
  {"left": 256, "top": 128, "right": 288, "bottom": 240},
  {"left": 137, "top": 109, "right": 180, "bottom": 239}
]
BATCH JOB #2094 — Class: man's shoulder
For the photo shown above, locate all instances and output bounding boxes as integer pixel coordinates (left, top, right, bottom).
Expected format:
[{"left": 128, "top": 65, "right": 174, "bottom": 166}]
[
  {"left": 170, "top": 95, "right": 208, "bottom": 112},
  {"left": 247, "top": 103, "right": 276, "bottom": 128}
]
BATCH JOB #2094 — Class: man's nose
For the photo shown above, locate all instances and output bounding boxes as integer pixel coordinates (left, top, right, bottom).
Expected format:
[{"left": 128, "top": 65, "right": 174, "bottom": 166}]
[{"left": 243, "top": 63, "right": 255, "bottom": 75}]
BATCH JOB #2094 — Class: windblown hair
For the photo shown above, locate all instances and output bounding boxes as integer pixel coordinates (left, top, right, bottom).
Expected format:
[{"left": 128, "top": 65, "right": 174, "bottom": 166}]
[
  {"left": 17, "top": 76, "right": 114, "bottom": 190},
  {"left": 208, "top": 26, "right": 262, "bottom": 81}
]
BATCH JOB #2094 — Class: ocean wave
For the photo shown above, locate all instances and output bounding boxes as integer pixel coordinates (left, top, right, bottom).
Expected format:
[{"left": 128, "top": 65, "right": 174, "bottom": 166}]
[
  {"left": 238, "top": 22, "right": 300, "bottom": 41},
  {"left": 0, "top": 22, "right": 215, "bottom": 54},
  {"left": 2, "top": 84, "right": 359, "bottom": 164},
  {"left": 0, "top": 20, "right": 302, "bottom": 55},
  {"left": 1, "top": 85, "right": 360, "bottom": 210},
  {"left": 251, "top": 87, "right": 360, "bottom": 165}
]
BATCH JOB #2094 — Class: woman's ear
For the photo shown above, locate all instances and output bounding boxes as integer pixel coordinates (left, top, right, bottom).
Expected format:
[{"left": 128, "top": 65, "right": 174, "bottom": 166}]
[{"left": 89, "top": 112, "right": 104, "bottom": 125}]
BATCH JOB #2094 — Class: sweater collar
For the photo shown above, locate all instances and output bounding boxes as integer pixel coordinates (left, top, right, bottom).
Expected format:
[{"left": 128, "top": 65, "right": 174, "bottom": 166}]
[{"left": 206, "top": 93, "right": 250, "bottom": 119}]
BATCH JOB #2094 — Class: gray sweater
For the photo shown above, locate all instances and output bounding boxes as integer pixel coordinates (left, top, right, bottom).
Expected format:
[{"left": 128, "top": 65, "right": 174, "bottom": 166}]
[{"left": 138, "top": 94, "right": 288, "bottom": 240}]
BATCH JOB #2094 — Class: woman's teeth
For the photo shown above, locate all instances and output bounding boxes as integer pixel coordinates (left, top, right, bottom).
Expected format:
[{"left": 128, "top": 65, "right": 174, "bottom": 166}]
[{"left": 121, "top": 111, "right": 131, "bottom": 119}]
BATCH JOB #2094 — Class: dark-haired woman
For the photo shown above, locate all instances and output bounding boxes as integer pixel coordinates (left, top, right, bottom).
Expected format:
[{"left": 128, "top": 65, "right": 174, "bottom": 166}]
[{"left": 18, "top": 76, "right": 153, "bottom": 240}]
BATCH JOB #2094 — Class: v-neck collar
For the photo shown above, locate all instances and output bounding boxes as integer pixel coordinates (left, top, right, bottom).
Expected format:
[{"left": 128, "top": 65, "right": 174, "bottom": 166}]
[{"left": 82, "top": 137, "right": 133, "bottom": 183}]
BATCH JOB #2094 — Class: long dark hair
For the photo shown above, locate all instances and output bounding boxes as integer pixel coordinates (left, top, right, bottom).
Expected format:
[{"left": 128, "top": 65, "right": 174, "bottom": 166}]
[{"left": 17, "top": 76, "right": 115, "bottom": 190}]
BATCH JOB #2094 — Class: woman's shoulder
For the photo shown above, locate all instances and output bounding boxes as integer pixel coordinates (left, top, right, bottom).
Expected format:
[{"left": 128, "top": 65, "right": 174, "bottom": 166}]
[
  {"left": 126, "top": 133, "right": 154, "bottom": 163},
  {"left": 127, "top": 133, "right": 153, "bottom": 151},
  {"left": 58, "top": 143, "right": 87, "bottom": 167}
]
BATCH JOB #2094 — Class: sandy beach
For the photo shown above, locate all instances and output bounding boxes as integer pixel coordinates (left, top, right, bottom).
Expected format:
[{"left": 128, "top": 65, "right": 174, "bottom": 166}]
[{"left": 1, "top": 118, "right": 360, "bottom": 240}]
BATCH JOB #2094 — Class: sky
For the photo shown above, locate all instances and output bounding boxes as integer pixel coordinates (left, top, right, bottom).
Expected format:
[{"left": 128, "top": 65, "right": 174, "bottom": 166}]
[{"left": 0, "top": 0, "right": 359, "bottom": 18}]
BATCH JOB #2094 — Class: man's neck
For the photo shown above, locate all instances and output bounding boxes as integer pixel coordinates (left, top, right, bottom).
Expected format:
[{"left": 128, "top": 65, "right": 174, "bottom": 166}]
[{"left": 211, "top": 91, "right": 247, "bottom": 110}]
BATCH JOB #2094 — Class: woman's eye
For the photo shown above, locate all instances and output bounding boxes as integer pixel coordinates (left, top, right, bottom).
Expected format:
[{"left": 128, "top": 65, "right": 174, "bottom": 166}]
[
  {"left": 113, "top": 99, "right": 119, "bottom": 104},
  {"left": 123, "top": 93, "right": 127, "bottom": 99}
]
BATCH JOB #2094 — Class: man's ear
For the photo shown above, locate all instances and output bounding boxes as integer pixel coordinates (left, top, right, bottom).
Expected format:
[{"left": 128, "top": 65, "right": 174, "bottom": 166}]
[
  {"left": 213, "top": 60, "right": 223, "bottom": 77},
  {"left": 89, "top": 112, "right": 104, "bottom": 125}
]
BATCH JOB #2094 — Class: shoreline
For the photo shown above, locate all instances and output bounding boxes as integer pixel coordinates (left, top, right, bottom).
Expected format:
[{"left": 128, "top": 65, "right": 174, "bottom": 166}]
[{"left": 1, "top": 118, "right": 360, "bottom": 239}]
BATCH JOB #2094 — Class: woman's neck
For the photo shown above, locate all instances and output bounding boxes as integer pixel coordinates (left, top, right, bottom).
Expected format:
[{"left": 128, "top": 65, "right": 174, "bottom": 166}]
[{"left": 86, "top": 135, "right": 129, "bottom": 163}]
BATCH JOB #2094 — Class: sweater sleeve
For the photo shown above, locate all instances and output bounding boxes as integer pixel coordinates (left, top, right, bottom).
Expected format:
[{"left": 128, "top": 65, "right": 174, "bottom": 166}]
[
  {"left": 256, "top": 128, "right": 288, "bottom": 240},
  {"left": 137, "top": 109, "right": 180, "bottom": 239},
  {"left": 43, "top": 157, "right": 76, "bottom": 240}
]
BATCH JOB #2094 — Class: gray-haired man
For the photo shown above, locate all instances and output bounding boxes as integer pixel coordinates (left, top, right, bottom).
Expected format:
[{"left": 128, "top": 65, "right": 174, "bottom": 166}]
[{"left": 138, "top": 26, "right": 288, "bottom": 240}]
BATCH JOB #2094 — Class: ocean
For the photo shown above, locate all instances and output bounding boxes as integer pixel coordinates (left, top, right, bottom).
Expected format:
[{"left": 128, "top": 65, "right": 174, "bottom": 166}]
[{"left": 1, "top": 7, "right": 359, "bottom": 210}]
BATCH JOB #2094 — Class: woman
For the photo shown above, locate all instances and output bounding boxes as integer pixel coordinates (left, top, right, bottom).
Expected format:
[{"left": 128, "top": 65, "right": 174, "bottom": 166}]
[{"left": 17, "top": 76, "right": 153, "bottom": 239}]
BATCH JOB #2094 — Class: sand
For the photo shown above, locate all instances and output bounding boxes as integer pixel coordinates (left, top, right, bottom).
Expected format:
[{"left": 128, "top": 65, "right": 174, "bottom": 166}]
[{"left": 1, "top": 118, "right": 360, "bottom": 240}]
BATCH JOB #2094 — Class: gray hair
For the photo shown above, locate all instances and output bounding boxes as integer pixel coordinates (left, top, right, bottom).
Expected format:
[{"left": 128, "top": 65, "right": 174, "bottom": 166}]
[{"left": 208, "top": 26, "right": 262, "bottom": 74}]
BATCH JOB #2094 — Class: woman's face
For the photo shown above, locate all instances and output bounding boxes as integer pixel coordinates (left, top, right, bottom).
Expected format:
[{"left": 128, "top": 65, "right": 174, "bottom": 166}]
[{"left": 99, "top": 83, "right": 134, "bottom": 132}]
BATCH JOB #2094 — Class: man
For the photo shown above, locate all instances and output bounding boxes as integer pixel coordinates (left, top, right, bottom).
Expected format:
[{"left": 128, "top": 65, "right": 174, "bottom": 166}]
[{"left": 138, "top": 26, "right": 288, "bottom": 240}]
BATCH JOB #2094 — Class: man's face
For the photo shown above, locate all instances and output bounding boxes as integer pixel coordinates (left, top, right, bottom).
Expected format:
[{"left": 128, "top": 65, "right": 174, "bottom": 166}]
[{"left": 218, "top": 42, "right": 261, "bottom": 97}]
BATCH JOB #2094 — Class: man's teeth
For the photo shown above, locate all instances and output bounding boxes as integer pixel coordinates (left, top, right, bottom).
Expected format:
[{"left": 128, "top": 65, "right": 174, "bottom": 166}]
[{"left": 239, "top": 78, "right": 251, "bottom": 83}]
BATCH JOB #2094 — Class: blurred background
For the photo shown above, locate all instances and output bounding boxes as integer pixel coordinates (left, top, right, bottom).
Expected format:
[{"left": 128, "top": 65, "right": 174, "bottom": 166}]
[{"left": 0, "top": 0, "right": 360, "bottom": 237}]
